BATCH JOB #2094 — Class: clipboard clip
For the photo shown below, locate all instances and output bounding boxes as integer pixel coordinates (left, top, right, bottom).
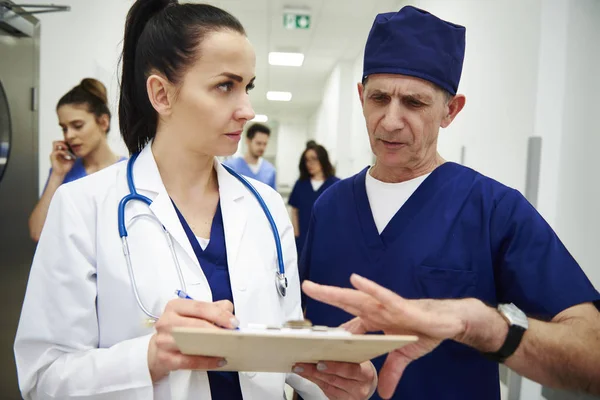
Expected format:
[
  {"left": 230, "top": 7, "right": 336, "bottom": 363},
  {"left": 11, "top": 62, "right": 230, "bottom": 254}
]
[{"left": 247, "top": 319, "right": 351, "bottom": 335}]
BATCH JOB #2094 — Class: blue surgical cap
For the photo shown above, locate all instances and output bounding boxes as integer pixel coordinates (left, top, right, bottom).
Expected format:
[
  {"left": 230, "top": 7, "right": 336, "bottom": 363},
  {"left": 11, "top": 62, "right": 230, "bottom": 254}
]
[{"left": 363, "top": 6, "right": 466, "bottom": 95}]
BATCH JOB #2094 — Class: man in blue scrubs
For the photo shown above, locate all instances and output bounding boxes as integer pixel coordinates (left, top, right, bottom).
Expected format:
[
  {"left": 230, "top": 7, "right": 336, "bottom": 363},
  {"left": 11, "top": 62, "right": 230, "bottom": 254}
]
[
  {"left": 299, "top": 6, "right": 600, "bottom": 400},
  {"left": 224, "top": 123, "right": 277, "bottom": 189}
]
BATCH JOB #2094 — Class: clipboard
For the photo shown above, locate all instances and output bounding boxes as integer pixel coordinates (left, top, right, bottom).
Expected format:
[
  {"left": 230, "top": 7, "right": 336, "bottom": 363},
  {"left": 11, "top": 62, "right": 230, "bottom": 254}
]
[{"left": 172, "top": 326, "right": 418, "bottom": 373}]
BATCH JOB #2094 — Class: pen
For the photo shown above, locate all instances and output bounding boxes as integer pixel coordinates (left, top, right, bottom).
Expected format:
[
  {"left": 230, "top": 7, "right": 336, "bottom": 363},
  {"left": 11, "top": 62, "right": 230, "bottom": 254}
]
[
  {"left": 175, "top": 289, "right": 193, "bottom": 299},
  {"left": 174, "top": 290, "right": 240, "bottom": 330}
]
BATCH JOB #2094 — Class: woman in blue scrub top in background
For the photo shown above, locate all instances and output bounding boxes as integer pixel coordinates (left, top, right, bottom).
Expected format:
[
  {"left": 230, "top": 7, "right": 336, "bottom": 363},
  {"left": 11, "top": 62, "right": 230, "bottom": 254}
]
[
  {"left": 28, "top": 78, "right": 125, "bottom": 241},
  {"left": 289, "top": 142, "right": 339, "bottom": 255}
]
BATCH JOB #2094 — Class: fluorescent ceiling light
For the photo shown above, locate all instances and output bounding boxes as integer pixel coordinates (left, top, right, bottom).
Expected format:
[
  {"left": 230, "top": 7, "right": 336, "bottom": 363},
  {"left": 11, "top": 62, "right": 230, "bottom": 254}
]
[
  {"left": 268, "top": 52, "right": 305, "bottom": 67},
  {"left": 267, "top": 91, "right": 292, "bottom": 102},
  {"left": 252, "top": 114, "right": 269, "bottom": 122}
]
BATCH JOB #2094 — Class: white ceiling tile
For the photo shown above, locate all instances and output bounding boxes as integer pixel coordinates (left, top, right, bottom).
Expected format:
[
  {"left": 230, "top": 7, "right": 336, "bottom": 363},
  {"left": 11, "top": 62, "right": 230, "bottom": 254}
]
[{"left": 189, "top": 0, "right": 396, "bottom": 118}]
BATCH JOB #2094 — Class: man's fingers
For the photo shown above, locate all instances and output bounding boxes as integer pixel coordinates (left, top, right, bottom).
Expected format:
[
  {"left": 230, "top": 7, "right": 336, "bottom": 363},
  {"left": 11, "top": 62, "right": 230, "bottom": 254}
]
[
  {"left": 340, "top": 317, "right": 368, "bottom": 334},
  {"left": 350, "top": 274, "right": 407, "bottom": 307},
  {"left": 377, "top": 351, "right": 411, "bottom": 399},
  {"left": 302, "top": 280, "right": 375, "bottom": 317}
]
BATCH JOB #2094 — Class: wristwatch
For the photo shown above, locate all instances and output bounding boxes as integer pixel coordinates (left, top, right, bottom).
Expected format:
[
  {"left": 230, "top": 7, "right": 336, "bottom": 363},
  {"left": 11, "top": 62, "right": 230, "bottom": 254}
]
[{"left": 482, "top": 303, "right": 528, "bottom": 363}]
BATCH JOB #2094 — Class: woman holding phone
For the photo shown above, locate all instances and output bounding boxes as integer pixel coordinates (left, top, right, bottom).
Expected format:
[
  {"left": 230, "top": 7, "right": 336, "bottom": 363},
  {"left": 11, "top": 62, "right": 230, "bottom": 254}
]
[{"left": 28, "top": 78, "right": 125, "bottom": 241}]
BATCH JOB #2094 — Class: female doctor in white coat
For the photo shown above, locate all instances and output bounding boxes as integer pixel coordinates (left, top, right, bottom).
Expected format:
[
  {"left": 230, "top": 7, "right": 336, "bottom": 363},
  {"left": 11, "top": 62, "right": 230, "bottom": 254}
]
[{"left": 13, "top": 1, "right": 376, "bottom": 399}]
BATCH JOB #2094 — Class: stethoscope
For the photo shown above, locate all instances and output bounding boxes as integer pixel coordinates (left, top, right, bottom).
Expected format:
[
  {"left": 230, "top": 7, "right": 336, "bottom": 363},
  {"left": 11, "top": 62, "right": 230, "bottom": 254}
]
[{"left": 118, "top": 152, "right": 288, "bottom": 322}]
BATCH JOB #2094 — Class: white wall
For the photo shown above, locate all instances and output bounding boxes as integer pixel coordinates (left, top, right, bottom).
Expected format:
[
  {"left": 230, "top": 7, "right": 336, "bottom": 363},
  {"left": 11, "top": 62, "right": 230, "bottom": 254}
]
[
  {"left": 31, "top": 0, "right": 131, "bottom": 194},
  {"left": 309, "top": 65, "right": 341, "bottom": 164},
  {"left": 309, "top": 57, "right": 373, "bottom": 179},
  {"left": 553, "top": 0, "right": 600, "bottom": 288},
  {"left": 349, "top": 53, "right": 374, "bottom": 173},
  {"left": 533, "top": 0, "right": 569, "bottom": 227},
  {"left": 274, "top": 118, "right": 308, "bottom": 191}
]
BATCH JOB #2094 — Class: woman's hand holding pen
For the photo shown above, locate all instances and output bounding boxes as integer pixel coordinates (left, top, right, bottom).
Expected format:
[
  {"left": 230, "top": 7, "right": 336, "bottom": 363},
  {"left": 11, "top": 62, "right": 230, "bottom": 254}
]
[{"left": 147, "top": 298, "right": 239, "bottom": 382}]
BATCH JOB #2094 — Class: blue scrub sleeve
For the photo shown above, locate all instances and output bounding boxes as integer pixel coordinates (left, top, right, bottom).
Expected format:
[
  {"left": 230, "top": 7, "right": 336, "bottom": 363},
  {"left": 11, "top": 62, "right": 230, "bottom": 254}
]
[
  {"left": 288, "top": 181, "right": 300, "bottom": 208},
  {"left": 491, "top": 189, "right": 600, "bottom": 319},
  {"left": 269, "top": 171, "right": 276, "bottom": 190},
  {"left": 298, "top": 211, "right": 317, "bottom": 309}
]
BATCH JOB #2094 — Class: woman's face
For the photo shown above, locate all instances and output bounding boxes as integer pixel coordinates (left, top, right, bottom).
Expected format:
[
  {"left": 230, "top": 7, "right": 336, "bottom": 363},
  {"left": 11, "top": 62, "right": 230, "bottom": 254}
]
[
  {"left": 305, "top": 149, "right": 322, "bottom": 177},
  {"left": 167, "top": 30, "right": 256, "bottom": 157},
  {"left": 57, "top": 104, "right": 108, "bottom": 157}
]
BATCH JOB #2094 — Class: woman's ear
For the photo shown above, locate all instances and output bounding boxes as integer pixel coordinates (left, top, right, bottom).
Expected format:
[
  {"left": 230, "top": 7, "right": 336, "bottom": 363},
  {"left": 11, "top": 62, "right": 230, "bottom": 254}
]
[
  {"left": 98, "top": 114, "right": 110, "bottom": 133},
  {"left": 147, "top": 74, "right": 175, "bottom": 116}
]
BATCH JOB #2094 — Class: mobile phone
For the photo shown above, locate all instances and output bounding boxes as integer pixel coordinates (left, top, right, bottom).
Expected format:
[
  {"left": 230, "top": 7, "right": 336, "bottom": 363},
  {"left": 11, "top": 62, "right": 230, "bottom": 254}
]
[{"left": 64, "top": 143, "right": 76, "bottom": 160}]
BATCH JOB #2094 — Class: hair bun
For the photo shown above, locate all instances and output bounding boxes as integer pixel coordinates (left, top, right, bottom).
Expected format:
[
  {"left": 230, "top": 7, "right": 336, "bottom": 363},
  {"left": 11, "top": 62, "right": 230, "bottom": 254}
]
[
  {"left": 79, "top": 78, "right": 108, "bottom": 106},
  {"left": 306, "top": 140, "right": 318, "bottom": 149}
]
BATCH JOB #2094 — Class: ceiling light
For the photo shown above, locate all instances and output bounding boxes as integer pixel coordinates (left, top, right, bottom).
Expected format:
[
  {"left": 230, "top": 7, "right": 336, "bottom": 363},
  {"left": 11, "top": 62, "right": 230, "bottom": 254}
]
[
  {"left": 268, "top": 52, "right": 305, "bottom": 67},
  {"left": 252, "top": 114, "right": 269, "bottom": 122},
  {"left": 267, "top": 91, "right": 292, "bottom": 102}
]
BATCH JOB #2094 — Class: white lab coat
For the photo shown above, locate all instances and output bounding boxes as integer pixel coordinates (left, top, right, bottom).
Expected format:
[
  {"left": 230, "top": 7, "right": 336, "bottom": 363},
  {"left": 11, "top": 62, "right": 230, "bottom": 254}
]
[{"left": 14, "top": 144, "right": 326, "bottom": 400}]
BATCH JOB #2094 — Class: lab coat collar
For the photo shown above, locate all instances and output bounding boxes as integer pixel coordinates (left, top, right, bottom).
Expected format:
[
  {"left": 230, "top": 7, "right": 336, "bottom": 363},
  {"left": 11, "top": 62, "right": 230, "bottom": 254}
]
[
  {"left": 130, "top": 143, "right": 248, "bottom": 273},
  {"left": 215, "top": 156, "right": 248, "bottom": 271},
  {"left": 132, "top": 143, "right": 247, "bottom": 201}
]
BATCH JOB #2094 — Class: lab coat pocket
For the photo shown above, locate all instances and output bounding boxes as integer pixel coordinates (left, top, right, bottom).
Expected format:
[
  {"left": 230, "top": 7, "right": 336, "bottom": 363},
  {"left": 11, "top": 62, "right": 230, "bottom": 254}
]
[{"left": 415, "top": 266, "right": 477, "bottom": 299}]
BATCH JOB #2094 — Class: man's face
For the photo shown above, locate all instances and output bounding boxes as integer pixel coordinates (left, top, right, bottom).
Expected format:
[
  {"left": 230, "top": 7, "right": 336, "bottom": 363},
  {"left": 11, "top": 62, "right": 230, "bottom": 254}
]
[
  {"left": 358, "top": 74, "right": 450, "bottom": 171},
  {"left": 247, "top": 131, "right": 269, "bottom": 158}
]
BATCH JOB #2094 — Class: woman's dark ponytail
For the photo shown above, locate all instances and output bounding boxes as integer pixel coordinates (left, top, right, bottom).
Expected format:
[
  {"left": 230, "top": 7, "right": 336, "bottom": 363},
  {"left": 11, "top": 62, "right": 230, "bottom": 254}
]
[
  {"left": 119, "top": 0, "right": 174, "bottom": 155},
  {"left": 118, "top": 0, "right": 245, "bottom": 154}
]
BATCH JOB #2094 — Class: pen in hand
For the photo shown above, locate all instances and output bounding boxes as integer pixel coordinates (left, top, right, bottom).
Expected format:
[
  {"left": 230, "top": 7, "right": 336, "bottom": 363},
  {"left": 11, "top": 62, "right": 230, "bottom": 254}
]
[
  {"left": 175, "top": 290, "right": 194, "bottom": 300},
  {"left": 174, "top": 290, "right": 240, "bottom": 330}
]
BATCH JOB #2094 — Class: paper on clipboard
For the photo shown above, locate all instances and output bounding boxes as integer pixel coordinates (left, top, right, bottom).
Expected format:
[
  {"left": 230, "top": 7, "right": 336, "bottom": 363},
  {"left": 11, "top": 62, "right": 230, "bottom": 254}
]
[{"left": 171, "top": 326, "right": 418, "bottom": 373}]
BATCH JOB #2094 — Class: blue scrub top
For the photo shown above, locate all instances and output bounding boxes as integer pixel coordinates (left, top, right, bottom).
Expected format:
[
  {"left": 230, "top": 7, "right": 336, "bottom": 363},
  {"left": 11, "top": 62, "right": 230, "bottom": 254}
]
[
  {"left": 173, "top": 201, "right": 243, "bottom": 400},
  {"left": 223, "top": 157, "right": 277, "bottom": 190},
  {"left": 301, "top": 163, "right": 600, "bottom": 400},
  {"left": 288, "top": 177, "right": 339, "bottom": 255}
]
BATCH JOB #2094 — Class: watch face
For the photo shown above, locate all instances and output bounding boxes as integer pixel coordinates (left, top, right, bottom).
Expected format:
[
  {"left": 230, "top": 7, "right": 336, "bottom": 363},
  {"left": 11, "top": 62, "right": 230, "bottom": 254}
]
[{"left": 499, "top": 303, "right": 529, "bottom": 329}]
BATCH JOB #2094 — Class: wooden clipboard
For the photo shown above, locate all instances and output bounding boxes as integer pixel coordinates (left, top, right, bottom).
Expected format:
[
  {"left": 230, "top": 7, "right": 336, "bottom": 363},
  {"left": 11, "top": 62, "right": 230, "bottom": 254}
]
[{"left": 172, "top": 327, "right": 418, "bottom": 373}]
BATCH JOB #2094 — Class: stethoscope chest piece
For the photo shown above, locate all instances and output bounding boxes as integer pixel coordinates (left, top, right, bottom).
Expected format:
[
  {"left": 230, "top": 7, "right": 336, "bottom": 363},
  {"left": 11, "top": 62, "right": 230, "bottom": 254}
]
[{"left": 276, "top": 274, "right": 288, "bottom": 297}]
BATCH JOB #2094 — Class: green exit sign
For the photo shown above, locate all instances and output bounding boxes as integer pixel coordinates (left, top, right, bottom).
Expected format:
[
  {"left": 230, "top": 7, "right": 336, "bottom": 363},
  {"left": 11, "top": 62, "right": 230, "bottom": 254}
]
[{"left": 283, "top": 13, "right": 311, "bottom": 30}]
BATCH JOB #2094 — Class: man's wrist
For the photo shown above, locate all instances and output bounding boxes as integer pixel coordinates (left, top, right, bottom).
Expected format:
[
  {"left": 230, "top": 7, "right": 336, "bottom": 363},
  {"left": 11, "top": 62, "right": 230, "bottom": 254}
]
[{"left": 456, "top": 299, "right": 509, "bottom": 353}]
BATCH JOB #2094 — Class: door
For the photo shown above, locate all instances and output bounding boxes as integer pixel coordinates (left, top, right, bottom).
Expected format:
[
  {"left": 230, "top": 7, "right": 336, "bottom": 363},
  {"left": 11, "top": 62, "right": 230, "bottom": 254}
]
[{"left": 0, "top": 4, "right": 40, "bottom": 398}]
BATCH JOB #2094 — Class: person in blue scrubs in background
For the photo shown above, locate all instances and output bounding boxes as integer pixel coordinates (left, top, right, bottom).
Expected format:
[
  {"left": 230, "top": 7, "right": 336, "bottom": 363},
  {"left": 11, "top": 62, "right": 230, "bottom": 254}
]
[
  {"left": 224, "top": 122, "right": 277, "bottom": 189},
  {"left": 300, "top": 6, "right": 600, "bottom": 400},
  {"left": 289, "top": 142, "right": 339, "bottom": 255},
  {"left": 28, "top": 78, "right": 125, "bottom": 242}
]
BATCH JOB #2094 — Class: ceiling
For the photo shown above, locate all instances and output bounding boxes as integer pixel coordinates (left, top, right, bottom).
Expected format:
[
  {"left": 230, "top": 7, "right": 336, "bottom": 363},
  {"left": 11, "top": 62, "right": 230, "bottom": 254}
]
[{"left": 198, "top": 0, "right": 399, "bottom": 121}]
